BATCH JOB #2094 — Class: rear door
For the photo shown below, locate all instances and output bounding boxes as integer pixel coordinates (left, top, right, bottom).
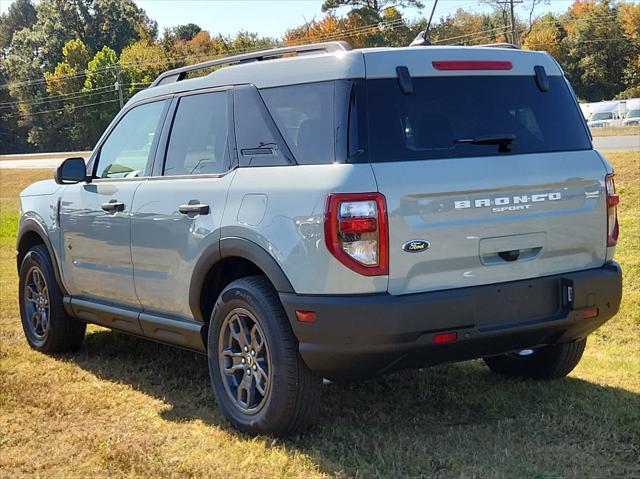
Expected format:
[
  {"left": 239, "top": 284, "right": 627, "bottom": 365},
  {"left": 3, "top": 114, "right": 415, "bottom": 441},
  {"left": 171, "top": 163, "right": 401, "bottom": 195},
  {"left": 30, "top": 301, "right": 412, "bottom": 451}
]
[
  {"left": 131, "top": 89, "right": 236, "bottom": 321},
  {"left": 363, "top": 67, "right": 608, "bottom": 296}
]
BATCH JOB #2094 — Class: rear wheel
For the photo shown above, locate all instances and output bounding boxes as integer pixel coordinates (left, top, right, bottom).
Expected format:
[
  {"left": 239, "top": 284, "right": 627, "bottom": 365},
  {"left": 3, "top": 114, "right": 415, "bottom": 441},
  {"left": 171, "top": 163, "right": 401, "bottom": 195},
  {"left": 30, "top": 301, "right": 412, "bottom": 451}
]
[
  {"left": 207, "top": 276, "right": 322, "bottom": 436},
  {"left": 483, "top": 339, "right": 587, "bottom": 379},
  {"left": 19, "top": 245, "right": 86, "bottom": 353}
]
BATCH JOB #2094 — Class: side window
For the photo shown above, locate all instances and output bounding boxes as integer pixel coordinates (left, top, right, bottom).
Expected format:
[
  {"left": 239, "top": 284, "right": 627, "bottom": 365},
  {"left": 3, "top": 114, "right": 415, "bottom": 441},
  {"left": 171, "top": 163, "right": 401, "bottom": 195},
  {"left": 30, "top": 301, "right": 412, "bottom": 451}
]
[
  {"left": 164, "top": 91, "right": 232, "bottom": 176},
  {"left": 234, "top": 85, "right": 293, "bottom": 167},
  {"left": 261, "top": 81, "right": 335, "bottom": 165},
  {"left": 95, "top": 100, "right": 167, "bottom": 179}
]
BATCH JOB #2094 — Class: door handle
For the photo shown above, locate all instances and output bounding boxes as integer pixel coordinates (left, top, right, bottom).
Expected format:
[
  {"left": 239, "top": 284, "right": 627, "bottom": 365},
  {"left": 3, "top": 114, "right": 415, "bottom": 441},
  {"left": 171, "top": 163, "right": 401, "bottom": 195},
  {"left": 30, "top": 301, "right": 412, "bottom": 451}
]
[
  {"left": 178, "top": 201, "right": 210, "bottom": 216},
  {"left": 101, "top": 200, "right": 125, "bottom": 212}
]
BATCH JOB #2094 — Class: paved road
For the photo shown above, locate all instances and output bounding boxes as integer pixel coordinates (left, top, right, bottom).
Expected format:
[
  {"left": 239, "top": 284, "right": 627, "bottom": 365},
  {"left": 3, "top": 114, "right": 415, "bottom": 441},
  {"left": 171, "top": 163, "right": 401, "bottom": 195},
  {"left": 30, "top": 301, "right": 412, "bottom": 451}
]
[
  {"left": 592, "top": 135, "right": 639, "bottom": 151},
  {"left": 0, "top": 136, "right": 637, "bottom": 169},
  {"left": 0, "top": 151, "right": 90, "bottom": 169},
  {"left": 0, "top": 159, "right": 61, "bottom": 169}
]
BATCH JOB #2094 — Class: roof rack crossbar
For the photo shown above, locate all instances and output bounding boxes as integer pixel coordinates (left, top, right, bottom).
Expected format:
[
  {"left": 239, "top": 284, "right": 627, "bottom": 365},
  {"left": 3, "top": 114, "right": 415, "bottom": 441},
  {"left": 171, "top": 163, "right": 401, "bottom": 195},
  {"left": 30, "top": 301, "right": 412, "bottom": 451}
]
[{"left": 150, "top": 41, "right": 352, "bottom": 87}]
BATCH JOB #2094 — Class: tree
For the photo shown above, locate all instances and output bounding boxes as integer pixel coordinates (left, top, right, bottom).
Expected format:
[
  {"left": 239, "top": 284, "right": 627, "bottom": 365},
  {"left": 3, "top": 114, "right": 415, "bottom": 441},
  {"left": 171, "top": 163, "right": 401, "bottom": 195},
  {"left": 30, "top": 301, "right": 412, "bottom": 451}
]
[
  {"left": 321, "top": 0, "right": 423, "bottom": 15},
  {"left": 2, "top": 0, "right": 158, "bottom": 151},
  {"left": 120, "top": 39, "right": 168, "bottom": 93},
  {"left": 429, "top": 9, "right": 503, "bottom": 46},
  {"left": 40, "top": 39, "right": 91, "bottom": 150},
  {"left": 618, "top": 2, "right": 640, "bottom": 98},
  {"left": 522, "top": 13, "right": 565, "bottom": 59},
  {"left": 562, "top": 0, "right": 633, "bottom": 101},
  {"left": 285, "top": 13, "right": 346, "bottom": 46},
  {"left": 0, "top": 65, "right": 29, "bottom": 153},
  {"left": 285, "top": 6, "right": 413, "bottom": 48},
  {"left": 173, "top": 23, "right": 202, "bottom": 41},
  {"left": 75, "top": 46, "right": 121, "bottom": 148},
  {"left": 380, "top": 7, "right": 414, "bottom": 46},
  {"left": 89, "top": 0, "right": 158, "bottom": 54},
  {"left": 0, "top": 0, "right": 37, "bottom": 50}
]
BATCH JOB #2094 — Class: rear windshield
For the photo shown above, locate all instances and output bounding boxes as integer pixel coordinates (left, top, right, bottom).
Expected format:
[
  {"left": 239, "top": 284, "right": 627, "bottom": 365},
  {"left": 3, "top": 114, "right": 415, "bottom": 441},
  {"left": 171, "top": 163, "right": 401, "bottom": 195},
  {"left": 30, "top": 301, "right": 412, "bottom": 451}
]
[{"left": 366, "top": 76, "right": 591, "bottom": 162}]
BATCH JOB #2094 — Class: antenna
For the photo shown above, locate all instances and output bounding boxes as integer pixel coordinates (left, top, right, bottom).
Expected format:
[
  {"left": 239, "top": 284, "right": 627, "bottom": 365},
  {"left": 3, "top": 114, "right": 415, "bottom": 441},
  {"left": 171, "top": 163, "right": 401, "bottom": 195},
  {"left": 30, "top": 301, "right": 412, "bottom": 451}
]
[{"left": 410, "top": 0, "right": 439, "bottom": 46}]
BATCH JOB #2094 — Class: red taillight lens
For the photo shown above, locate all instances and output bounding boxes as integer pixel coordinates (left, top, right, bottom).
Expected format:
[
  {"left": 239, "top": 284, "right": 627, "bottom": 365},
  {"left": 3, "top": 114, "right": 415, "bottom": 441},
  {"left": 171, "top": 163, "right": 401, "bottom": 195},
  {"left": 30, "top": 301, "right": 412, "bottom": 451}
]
[
  {"left": 324, "top": 193, "right": 389, "bottom": 276},
  {"left": 605, "top": 173, "right": 619, "bottom": 247},
  {"left": 432, "top": 60, "right": 513, "bottom": 71}
]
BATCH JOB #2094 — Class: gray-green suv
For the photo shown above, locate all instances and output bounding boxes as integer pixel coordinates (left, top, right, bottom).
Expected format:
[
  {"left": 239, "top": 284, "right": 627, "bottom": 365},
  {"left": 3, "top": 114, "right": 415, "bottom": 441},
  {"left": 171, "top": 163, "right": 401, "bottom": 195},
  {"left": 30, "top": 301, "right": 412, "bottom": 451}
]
[{"left": 17, "top": 42, "right": 623, "bottom": 436}]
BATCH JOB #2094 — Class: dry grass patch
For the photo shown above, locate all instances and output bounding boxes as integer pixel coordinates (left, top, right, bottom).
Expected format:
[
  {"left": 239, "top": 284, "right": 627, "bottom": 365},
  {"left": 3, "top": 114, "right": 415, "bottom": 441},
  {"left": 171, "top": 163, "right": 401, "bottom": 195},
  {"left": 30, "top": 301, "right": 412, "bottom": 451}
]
[
  {"left": 0, "top": 153, "right": 638, "bottom": 478},
  {"left": 590, "top": 126, "right": 640, "bottom": 137}
]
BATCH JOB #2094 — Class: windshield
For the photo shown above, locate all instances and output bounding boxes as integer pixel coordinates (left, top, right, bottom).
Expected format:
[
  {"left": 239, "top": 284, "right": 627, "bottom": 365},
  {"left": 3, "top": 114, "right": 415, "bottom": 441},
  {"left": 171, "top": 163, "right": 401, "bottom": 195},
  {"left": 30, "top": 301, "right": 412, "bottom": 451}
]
[
  {"left": 592, "top": 112, "right": 613, "bottom": 121},
  {"left": 627, "top": 109, "right": 640, "bottom": 118},
  {"left": 365, "top": 76, "right": 591, "bottom": 162}
]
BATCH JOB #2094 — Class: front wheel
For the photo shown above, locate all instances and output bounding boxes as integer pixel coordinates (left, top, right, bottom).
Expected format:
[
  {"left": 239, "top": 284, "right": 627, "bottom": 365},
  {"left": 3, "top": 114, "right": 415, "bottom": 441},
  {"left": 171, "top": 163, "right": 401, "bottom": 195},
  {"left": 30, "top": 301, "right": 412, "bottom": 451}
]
[
  {"left": 207, "top": 276, "right": 322, "bottom": 436},
  {"left": 19, "top": 245, "right": 86, "bottom": 353},
  {"left": 483, "top": 338, "right": 587, "bottom": 379}
]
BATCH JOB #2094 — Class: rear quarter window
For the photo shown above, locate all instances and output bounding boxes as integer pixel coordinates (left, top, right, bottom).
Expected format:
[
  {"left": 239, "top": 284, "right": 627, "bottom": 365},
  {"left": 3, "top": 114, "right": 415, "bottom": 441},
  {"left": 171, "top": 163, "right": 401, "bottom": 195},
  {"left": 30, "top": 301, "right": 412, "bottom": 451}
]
[{"left": 261, "top": 82, "right": 335, "bottom": 165}]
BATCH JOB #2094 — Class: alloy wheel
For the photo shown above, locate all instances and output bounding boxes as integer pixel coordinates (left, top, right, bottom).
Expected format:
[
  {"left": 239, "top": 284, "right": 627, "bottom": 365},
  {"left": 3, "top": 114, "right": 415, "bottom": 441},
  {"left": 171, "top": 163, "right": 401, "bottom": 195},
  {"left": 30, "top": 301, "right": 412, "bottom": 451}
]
[
  {"left": 218, "top": 308, "right": 272, "bottom": 414},
  {"left": 23, "top": 266, "right": 50, "bottom": 340}
]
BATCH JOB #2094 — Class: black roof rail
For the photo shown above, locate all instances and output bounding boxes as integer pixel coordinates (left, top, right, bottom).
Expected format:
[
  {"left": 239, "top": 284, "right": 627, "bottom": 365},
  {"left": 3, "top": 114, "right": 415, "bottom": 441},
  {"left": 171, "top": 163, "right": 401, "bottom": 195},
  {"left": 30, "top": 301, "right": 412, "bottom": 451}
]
[
  {"left": 474, "top": 43, "right": 519, "bottom": 49},
  {"left": 150, "top": 41, "right": 352, "bottom": 87}
]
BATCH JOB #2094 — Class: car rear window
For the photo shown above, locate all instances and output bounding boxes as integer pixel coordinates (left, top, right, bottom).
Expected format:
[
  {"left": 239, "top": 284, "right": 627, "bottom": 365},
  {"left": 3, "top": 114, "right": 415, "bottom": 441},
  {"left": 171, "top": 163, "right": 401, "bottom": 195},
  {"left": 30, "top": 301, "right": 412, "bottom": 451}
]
[{"left": 366, "top": 76, "right": 591, "bottom": 162}]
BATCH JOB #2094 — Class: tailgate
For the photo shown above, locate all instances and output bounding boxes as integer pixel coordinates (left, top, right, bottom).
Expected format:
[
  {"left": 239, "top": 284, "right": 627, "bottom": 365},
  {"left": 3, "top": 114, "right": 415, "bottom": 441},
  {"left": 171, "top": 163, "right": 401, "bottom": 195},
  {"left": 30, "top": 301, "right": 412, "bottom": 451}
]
[{"left": 372, "top": 150, "right": 608, "bottom": 295}]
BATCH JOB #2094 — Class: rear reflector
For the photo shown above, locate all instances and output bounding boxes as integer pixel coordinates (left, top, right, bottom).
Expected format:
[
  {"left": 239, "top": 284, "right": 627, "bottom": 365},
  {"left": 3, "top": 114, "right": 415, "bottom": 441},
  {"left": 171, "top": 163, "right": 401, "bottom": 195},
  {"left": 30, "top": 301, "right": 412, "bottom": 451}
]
[
  {"left": 605, "top": 173, "right": 619, "bottom": 247},
  {"left": 432, "top": 60, "right": 513, "bottom": 71},
  {"left": 433, "top": 332, "right": 458, "bottom": 344},
  {"left": 581, "top": 307, "right": 599, "bottom": 319},
  {"left": 295, "top": 310, "right": 317, "bottom": 323}
]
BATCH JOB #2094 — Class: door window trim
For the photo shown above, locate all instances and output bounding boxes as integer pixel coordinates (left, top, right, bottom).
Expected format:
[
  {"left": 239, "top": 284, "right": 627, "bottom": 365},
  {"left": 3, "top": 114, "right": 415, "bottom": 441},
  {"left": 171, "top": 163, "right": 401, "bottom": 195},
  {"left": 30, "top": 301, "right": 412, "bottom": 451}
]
[{"left": 154, "top": 86, "right": 237, "bottom": 178}]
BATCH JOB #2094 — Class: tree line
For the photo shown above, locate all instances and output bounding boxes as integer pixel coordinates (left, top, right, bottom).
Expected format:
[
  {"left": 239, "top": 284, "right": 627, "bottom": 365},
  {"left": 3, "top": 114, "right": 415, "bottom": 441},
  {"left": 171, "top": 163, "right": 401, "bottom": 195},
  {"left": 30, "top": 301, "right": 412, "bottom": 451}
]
[{"left": 1, "top": 0, "right": 638, "bottom": 154}]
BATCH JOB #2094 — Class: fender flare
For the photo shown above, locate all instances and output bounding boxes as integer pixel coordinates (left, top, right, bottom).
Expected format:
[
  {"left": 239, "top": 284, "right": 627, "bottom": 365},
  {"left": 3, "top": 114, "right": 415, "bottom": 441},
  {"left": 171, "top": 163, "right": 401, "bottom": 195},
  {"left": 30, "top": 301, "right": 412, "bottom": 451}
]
[
  {"left": 188, "top": 236, "right": 294, "bottom": 322},
  {"left": 16, "top": 218, "right": 68, "bottom": 295}
]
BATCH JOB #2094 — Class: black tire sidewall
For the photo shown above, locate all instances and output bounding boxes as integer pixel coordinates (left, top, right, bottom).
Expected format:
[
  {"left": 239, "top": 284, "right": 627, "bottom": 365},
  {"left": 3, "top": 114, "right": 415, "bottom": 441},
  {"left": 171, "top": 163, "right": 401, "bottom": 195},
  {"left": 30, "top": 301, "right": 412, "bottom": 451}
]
[
  {"left": 19, "top": 245, "right": 62, "bottom": 351},
  {"left": 208, "top": 278, "right": 297, "bottom": 434}
]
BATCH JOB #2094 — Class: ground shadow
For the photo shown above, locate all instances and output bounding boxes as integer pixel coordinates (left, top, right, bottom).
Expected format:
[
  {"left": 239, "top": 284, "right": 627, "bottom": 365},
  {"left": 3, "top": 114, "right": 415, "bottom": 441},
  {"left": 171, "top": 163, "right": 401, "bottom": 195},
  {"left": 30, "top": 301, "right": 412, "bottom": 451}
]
[{"left": 67, "top": 329, "right": 640, "bottom": 478}]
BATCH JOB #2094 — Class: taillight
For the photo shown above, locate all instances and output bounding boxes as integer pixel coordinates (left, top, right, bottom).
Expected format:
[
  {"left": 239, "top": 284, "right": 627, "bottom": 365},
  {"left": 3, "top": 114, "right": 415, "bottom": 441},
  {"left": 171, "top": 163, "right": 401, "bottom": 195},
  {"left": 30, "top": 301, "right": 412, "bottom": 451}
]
[
  {"left": 605, "top": 173, "right": 619, "bottom": 247},
  {"left": 324, "top": 193, "right": 388, "bottom": 276}
]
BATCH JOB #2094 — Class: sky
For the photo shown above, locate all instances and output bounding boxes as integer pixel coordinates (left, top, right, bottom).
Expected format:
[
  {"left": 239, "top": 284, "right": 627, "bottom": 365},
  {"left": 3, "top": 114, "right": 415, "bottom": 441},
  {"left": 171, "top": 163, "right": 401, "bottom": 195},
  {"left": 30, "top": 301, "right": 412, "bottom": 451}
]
[{"left": 1, "top": 0, "right": 578, "bottom": 39}]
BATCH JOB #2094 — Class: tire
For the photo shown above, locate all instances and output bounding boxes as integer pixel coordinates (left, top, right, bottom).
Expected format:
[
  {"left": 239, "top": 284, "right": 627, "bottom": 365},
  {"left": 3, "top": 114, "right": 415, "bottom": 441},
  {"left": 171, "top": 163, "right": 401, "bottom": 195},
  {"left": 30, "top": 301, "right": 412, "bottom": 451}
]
[
  {"left": 207, "top": 276, "right": 322, "bottom": 436},
  {"left": 483, "top": 338, "right": 587, "bottom": 379},
  {"left": 18, "top": 244, "right": 86, "bottom": 353}
]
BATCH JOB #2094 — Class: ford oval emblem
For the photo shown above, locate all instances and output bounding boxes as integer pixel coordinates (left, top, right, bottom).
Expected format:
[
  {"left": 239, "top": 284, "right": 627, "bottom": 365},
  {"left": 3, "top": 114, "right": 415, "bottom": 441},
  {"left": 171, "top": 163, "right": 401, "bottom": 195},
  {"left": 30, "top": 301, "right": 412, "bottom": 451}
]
[{"left": 402, "top": 240, "right": 430, "bottom": 253}]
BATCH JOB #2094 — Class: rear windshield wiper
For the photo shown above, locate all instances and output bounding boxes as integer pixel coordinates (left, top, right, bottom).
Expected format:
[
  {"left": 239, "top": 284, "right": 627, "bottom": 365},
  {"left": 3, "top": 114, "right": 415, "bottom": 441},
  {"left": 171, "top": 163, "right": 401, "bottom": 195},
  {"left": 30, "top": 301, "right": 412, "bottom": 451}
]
[{"left": 455, "top": 134, "right": 516, "bottom": 152}]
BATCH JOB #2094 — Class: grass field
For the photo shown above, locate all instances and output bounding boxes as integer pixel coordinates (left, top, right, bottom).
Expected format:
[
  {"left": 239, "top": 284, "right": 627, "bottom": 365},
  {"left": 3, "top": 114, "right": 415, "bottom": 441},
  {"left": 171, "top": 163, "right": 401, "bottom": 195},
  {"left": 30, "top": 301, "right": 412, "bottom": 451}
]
[
  {"left": 589, "top": 126, "right": 639, "bottom": 137},
  {"left": 1, "top": 152, "right": 638, "bottom": 478}
]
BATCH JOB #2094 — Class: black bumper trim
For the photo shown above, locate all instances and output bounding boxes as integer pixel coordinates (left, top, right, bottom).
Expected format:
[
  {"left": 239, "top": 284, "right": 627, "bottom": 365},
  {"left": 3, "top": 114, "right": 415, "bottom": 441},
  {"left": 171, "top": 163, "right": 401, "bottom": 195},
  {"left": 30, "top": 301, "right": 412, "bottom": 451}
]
[{"left": 279, "top": 263, "right": 622, "bottom": 380}]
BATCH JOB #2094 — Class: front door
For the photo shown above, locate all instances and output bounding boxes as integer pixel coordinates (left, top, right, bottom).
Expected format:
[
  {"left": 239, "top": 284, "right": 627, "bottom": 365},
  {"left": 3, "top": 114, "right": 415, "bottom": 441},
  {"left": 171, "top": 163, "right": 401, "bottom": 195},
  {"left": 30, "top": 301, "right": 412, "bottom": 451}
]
[{"left": 59, "top": 99, "right": 169, "bottom": 309}]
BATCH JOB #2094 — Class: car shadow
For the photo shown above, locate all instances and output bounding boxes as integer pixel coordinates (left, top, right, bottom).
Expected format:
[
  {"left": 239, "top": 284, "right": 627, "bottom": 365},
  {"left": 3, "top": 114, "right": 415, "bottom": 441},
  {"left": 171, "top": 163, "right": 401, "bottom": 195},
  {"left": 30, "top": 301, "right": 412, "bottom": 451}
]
[{"left": 68, "top": 328, "right": 640, "bottom": 477}]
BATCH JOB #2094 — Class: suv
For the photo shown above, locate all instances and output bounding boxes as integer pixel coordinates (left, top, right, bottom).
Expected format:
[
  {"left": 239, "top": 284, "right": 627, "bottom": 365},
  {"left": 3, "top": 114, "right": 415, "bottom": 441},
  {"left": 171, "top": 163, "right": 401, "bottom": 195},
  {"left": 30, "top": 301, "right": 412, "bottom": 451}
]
[{"left": 17, "top": 41, "right": 622, "bottom": 436}]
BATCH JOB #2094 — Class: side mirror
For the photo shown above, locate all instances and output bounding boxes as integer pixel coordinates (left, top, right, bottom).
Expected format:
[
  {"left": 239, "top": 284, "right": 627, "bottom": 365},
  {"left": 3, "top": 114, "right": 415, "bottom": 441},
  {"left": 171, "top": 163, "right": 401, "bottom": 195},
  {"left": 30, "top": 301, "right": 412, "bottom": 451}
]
[{"left": 54, "top": 157, "right": 88, "bottom": 185}]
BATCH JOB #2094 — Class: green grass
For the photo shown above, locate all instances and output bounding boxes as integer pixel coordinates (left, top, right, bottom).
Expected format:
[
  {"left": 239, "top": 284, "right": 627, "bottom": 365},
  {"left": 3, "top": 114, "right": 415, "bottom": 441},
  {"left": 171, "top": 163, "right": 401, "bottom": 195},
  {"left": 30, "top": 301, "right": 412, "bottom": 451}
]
[{"left": 0, "top": 155, "right": 638, "bottom": 478}]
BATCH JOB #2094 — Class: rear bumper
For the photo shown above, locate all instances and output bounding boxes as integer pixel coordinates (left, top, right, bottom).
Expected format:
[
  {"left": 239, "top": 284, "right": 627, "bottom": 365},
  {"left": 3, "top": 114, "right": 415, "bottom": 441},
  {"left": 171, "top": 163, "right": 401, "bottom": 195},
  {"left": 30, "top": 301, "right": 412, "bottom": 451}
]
[{"left": 279, "top": 263, "right": 622, "bottom": 380}]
